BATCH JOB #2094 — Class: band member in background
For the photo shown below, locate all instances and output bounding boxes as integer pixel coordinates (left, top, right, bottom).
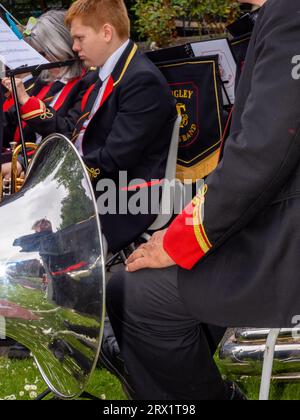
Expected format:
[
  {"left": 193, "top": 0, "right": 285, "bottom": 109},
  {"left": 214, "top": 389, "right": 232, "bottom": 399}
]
[
  {"left": 1, "top": 10, "right": 97, "bottom": 158},
  {"left": 6, "top": 0, "right": 176, "bottom": 254},
  {"left": 229, "top": 0, "right": 267, "bottom": 89},
  {"left": 106, "top": 0, "right": 300, "bottom": 400}
]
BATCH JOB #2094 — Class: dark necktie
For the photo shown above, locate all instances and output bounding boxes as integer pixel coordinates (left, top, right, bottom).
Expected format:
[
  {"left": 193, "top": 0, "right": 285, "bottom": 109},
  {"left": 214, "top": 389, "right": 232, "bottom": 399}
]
[
  {"left": 87, "top": 78, "right": 103, "bottom": 111},
  {"left": 73, "top": 78, "right": 103, "bottom": 137},
  {"left": 45, "top": 80, "right": 65, "bottom": 101}
]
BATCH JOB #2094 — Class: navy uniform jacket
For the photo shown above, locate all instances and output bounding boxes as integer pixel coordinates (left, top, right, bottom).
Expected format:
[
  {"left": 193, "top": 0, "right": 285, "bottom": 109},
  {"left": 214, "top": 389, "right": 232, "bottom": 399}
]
[
  {"left": 21, "top": 41, "right": 177, "bottom": 252},
  {"left": 164, "top": 0, "right": 300, "bottom": 328}
]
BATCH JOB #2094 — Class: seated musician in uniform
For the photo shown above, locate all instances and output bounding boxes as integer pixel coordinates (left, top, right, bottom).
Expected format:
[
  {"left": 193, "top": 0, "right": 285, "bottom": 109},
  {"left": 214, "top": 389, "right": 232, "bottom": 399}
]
[
  {"left": 230, "top": 0, "right": 267, "bottom": 89},
  {"left": 1, "top": 10, "right": 97, "bottom": 169},
  {"left": 105, "top": 0, "right": 300, "bottom": 400},
  {"left": 2, "top": 0, "right": 177, "bottom": 254}
]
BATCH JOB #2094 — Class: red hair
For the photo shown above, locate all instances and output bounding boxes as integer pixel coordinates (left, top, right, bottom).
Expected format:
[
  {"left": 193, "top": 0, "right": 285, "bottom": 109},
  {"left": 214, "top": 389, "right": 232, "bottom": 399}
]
[{"left": 66, "top": 0, "right": 130, "bottom": 39}]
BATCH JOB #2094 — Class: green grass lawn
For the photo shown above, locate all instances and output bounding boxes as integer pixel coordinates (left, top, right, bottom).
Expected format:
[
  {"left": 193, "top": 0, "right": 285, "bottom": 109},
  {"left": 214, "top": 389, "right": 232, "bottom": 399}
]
[
  {"left": 226, "top": 377, "right": 300, "bottom": 401},
  {"left": 1, "top": 355, "right": 300, "bottom": 400},
  {"left": 0, "top": 356, "right": 126, "bottom": 400}
]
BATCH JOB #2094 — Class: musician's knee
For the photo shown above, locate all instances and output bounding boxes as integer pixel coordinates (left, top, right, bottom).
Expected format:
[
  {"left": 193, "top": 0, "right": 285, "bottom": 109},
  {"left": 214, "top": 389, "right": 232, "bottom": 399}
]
[{"left": 107, "top": 266, "right": 179, "bottom": 325}]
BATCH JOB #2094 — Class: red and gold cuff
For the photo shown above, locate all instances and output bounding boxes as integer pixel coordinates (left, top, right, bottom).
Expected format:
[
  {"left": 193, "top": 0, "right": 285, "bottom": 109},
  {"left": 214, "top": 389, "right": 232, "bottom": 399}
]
[
  {"left": 163, "top": 186, "right": 212, "bottom": 270},
  {"left": 20, "top": 97, "right": 46, "bottom": 121}
]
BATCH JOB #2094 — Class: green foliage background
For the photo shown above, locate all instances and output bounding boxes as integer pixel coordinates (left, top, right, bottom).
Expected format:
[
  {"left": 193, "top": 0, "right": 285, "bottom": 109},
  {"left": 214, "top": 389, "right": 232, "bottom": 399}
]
[
  {"left": 131, "top": 0, "right": 241, "bottom": 46},
  {"left": 3, "top": 0, "right": 242, "bottom": 46}
]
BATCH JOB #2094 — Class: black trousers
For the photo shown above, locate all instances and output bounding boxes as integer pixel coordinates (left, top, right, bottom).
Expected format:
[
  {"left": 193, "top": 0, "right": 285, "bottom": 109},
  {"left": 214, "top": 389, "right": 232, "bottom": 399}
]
[{"left": 106, "top": 266, "right": 228, "bottom": 400}]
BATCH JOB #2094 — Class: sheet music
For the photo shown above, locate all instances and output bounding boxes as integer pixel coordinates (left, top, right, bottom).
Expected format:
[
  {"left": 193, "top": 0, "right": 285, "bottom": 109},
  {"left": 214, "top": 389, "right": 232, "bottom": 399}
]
[
  {"left": 191, "top": 38, "right": 237, "bottom": 104},
  {"left": 0, "top": 17, "right": 48, "bottom": 74}
]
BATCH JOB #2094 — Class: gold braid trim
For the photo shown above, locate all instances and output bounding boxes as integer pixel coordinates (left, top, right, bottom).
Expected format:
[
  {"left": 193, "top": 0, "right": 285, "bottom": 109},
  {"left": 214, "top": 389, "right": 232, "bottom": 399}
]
[
  {"left": 192, "top": 184, "right": 212, "bottom": 252},
  {"left": 21, "top": 100, "right": 46, "bottom": 121},
  {"left": 71, "top": 133, "right": 79, "bottom": 143},
  {"left": 25, "top": 83, "right": 35, "bottom": 93},
  {"left": 113, "top": 44, "right": 138, "bottom": 87},
  {"left": 86, "top": 166, "right": 101, "bottom": 180}
]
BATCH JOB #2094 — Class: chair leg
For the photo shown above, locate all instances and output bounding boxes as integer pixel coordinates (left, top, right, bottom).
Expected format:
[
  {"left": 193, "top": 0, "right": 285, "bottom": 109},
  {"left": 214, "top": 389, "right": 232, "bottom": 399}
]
[
  {"left": 119, "top": 251, "right": 127, "bottom": 264},
  {"left": 128, "top": 243, "right": 136, "bottom": 253},
  {"left": 259, "top": 328, "right": 281, "bottom": 400},
  {"left": 106, "top": 245, "right": 138, "bottom": 271},
  {"left": 106, "top": 253, "right": 123, "bottom": 271},
  {"left": 140, "top": 232, "right": 151, "bottom": 242}
]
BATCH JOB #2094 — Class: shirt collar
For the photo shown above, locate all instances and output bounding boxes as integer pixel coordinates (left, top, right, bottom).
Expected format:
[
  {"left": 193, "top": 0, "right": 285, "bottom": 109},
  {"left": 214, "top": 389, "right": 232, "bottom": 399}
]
[
  {"left": 99, "top": 39, "right": 130, "bottom": 82},
  {"left": 55, "top": 77, "right": 68, "bottom": 85}
]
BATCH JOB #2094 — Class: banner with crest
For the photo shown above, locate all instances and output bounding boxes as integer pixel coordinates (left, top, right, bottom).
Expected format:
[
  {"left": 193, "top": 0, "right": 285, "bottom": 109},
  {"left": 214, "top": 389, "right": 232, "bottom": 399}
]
[{"left": 158, "top": 55, "right": 225, "bottom": 182}]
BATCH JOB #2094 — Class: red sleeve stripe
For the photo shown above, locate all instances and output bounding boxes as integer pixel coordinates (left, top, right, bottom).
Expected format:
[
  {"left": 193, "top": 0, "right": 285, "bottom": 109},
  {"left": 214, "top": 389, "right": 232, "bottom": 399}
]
[
  {"left": 81, "top": 83, "right": 96, "bottom": 112},
  {"left": 163, "top": 185, "right": 212, "bottom": 270},
  {"left": 163, "top": 203, "right": 207, "bottom": 270},
  {"left": 3, "top": 96, "right": 15, "bottom": 112},
  {"left": 100, "top": 76, "right": 114, "bottom": 108},
  {"left": 20, "top": 98, "right": 46, "bottom": 121},
  {"left": 53, "top": 77, "right": 80, "bottom": 111}
]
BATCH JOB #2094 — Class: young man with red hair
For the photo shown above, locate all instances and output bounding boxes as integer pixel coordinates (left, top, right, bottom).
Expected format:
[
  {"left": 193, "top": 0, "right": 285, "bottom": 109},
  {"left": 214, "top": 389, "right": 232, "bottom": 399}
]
[{"left": 66, "top": 0, "right": 176, "bottom": 252}]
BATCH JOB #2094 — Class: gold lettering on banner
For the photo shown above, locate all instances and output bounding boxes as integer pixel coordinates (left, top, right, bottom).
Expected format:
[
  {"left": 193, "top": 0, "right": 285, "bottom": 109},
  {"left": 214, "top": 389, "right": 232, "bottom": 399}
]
[
  {"left": 172, "top": 89, "right": 194, "bottom": 100},
  {"left": 180, "top": 124, "right": 197, "bottom": 144},
  {"left": 172, "top": 84, "right": 199, "bottom": 146},
  {"left": 176, "top": 103, "right": 188, "bottom": 128}
]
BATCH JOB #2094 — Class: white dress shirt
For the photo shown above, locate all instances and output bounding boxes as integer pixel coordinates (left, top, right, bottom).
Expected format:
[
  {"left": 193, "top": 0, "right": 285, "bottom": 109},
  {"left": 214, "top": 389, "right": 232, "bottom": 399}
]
[{"left": 22, "top": 74, "right": 34, "bottom": 85}]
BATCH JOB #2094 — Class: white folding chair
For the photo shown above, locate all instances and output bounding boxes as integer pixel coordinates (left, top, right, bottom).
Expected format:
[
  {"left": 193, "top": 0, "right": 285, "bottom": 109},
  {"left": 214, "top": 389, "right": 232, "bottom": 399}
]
[
  {"left": 259, "top": 328, "right": 281, "bottom": 400},
  {"left": 146, "top": 115, "right": 181, "bottom": 231},
  {"left": 106, "top": 115, "right": 182, "bottom": 267}
]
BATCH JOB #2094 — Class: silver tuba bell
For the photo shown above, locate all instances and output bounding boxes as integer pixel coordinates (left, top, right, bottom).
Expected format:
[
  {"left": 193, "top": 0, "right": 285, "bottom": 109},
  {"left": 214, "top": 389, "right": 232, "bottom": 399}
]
[{"left": 0, "top": 134, "right": 106, "bottom": 399}]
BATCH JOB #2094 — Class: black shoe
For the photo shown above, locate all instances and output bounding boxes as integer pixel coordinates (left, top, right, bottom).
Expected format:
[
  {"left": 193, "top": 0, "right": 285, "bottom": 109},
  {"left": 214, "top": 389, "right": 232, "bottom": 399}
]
[
  {"left": 0, "top": 339, "right": 31, "bottom": 359},
  {"left": 225, "top": 380, "right": 248, "bottom": 401},
  {"left": 98, "top": 318, "right": 137, "bottom": 400},
  {"left": 0, "top": 338, "right": 16, "bottom": 346},
  {"left": 7, "top": 343, "right": 31, "bottom": 360}
]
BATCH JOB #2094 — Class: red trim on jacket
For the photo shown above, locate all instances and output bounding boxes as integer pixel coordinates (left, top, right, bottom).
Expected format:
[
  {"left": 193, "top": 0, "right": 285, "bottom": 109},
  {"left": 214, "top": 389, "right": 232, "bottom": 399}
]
[
  {"left": 163, "top": 185, "right": 213, "bottom": 270},
  {"left": 81, "top": 75, "right": 114, "bottom": 113},
  {"left": 100, "top": 76, "right": 114, "bottom": 108},
  {"left": 81, "top": 83, "right": 96, "bottom": 112},
  {"left": 15, "top": 79, "right": 80, "bottom": 143},
  {"left": 50, "top": 261, "right": 87, "bottom": 276},
  {"left": 163, "top": 202, "right": 207, "bottom": 270},
  {"left": 14, "top": 84, "right": 54, "bottom": 142},
  {"left": 3, "top": 96, "right": 15, "bottom": 112},
  {"left": 52, "top": 77, "right": 80, "bottom": 111},
  {"left": 121, "top": 179, "right": 163, "bottom": 191},
  {"left": 78, "top": 76, "right": 115, "bottom": 143}
]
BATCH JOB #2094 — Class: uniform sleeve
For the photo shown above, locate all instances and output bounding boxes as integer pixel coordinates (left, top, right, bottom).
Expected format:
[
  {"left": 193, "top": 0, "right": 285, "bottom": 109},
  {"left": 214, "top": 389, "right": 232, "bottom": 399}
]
[
  {"left": 19, "top": 75, "right": 95, "bottom": 139},
  {"left": 3, "top": 108, "right": 18, "bottom": 147},
  {"left": 164, "top": 0, "right": 300, "bottom": 269}
]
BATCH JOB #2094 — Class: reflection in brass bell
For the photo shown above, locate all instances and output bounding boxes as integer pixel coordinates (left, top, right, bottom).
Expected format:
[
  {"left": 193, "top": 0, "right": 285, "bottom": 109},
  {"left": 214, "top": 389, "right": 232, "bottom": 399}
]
[{"left": 0, "top": 134, "right": 105, "bottom": 399}]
